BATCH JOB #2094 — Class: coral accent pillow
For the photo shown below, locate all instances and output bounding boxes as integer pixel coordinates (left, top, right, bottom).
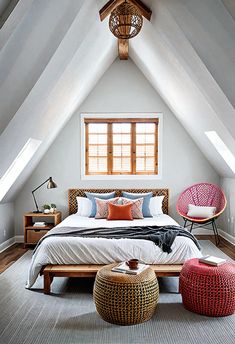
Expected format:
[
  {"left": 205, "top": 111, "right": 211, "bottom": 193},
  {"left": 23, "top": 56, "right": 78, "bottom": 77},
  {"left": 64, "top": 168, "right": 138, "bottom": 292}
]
[
  {"left": 107, "top": 203, "right": 133, "bottom": 221},
  {"left": 122, "top": 197, "right": 144, "bottom": 219},
  {"left": 95, "top": 197, "right": 119, "bottom": 219}
]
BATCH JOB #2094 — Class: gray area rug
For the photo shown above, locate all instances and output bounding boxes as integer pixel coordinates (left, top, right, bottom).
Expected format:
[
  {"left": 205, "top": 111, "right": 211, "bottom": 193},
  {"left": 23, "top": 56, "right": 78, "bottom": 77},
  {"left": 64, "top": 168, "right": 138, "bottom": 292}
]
[{"left": 0, "top": 241, "right": 234, "bottom": 344}]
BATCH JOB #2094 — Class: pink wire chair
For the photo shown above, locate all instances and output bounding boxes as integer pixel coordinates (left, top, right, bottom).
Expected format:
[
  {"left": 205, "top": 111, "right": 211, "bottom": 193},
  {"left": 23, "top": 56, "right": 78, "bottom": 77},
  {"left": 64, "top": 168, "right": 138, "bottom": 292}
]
[{"left": 176, "top": 183, "right": 227, "bottom": 246}]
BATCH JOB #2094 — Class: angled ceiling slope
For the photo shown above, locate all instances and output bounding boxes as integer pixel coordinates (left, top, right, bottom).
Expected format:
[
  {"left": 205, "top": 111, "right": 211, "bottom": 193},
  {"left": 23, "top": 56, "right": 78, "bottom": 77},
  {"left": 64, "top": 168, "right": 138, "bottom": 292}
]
[
  {"left": 0, "top": 0, "right": 117, "bottom": 202},
  {"left": 223, "top": 0, "right": 235, "bottom": 21},
  {"left": 130, "top": 0, "right": 235, "bottom": 178},
  {"left": 1, "top": 0, "right": 235, "bottom": 204}
]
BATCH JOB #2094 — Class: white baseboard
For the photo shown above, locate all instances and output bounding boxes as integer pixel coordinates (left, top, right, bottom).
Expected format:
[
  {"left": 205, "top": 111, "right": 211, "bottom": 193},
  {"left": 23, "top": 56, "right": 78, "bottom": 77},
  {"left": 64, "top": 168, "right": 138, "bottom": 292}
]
[
  {"left": 218, "top": 229, "right": 235, "bottom": 246},
  {"left": 0, "top": 235, "right": 24, "bottom": 253},
  {"left": 0, "top": 237, "right": 16, "bottom": 253},
  {"left": 15, "top": 235, "right": 24, "bottom": 243}
]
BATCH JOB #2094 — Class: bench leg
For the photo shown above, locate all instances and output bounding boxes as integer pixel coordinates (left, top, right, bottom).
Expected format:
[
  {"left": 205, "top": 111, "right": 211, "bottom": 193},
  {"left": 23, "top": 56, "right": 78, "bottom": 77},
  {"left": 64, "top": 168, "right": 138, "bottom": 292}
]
[{"left": 44, "top": 272, "right": 53, "bottom": 294}]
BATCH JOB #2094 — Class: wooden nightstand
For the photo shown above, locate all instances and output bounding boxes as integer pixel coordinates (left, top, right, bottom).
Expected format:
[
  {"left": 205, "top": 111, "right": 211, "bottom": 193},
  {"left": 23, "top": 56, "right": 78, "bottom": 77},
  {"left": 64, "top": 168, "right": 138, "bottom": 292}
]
[{"left": 24, "top": 212, "right": 61, "bottom": 246}]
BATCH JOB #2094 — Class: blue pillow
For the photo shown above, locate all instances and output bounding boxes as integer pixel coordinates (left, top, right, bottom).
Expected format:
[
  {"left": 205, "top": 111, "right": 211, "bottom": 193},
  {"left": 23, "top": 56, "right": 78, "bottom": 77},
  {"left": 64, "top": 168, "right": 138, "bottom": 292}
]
[
  {"left": 85, "top": 191, "right": 116, "bottom": 217},
  {"left": 121, "top": 191, "right": 153, "bottom": 217}
]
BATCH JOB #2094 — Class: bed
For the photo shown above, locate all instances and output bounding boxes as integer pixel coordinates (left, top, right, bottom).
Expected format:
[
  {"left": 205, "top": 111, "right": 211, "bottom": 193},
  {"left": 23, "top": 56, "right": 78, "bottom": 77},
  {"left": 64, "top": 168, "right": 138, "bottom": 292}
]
[{"left": 26, "top": 189, "right": 202, "bottom": 294}]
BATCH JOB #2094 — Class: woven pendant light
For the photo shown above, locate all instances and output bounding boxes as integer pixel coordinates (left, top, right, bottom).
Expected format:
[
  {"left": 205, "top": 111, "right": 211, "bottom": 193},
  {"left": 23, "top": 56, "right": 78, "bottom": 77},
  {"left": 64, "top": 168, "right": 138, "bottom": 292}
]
[{"left": 109, "top": 1, "right": 143, "bottom": 39}]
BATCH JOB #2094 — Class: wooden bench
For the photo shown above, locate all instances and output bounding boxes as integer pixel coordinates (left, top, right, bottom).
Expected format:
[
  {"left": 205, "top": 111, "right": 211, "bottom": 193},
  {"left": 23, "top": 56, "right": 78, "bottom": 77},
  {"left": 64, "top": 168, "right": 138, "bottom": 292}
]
[{"left": 43, "top": 264, "right": 183, "bottom": 294}]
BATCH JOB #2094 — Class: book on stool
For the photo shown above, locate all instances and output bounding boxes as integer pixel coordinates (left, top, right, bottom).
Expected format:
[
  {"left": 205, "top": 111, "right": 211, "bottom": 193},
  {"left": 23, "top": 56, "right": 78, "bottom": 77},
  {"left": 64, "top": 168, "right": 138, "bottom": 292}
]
[
  {"left": 199, "top": 255, "right": 227, "bottom": 266},
  {"left": 112, "top": 262, "right": 149, "bottom": 275}
]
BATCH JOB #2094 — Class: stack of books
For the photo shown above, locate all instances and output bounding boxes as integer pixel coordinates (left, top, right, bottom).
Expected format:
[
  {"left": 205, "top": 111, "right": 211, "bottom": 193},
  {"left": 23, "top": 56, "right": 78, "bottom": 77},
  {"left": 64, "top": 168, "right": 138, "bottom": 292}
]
[
  {"left": 33, "top": 222, "right": 46, "bottom": 227},
  {"left": 112, "top": 262, "right": 149, "bottom": 275},
  {"left": 199, "top": 255, "right": 227, "bottom": 266}
]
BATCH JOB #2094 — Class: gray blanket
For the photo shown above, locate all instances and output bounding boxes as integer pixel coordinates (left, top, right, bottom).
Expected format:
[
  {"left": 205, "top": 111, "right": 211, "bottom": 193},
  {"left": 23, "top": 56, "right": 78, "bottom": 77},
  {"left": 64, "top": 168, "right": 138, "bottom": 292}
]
[{"left": 34, "top": 225, "right": 200, "bottom": 254}]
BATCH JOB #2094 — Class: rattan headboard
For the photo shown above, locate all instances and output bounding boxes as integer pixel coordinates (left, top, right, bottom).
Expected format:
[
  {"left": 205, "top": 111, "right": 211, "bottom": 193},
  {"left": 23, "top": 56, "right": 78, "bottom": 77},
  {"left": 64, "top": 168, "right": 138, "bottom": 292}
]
[{"left": 68, "top": 189, "right": 169, "bottom": 215}]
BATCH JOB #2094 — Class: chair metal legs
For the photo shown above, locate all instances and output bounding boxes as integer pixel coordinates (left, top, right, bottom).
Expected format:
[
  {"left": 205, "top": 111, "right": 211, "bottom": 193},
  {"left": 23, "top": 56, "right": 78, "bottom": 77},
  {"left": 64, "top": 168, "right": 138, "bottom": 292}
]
[
  {"left": 212, "top": 219, "right": 220, "bottom": 246},
  {"left": 183, "top": 218, "right": 220, "bottom": 246}
]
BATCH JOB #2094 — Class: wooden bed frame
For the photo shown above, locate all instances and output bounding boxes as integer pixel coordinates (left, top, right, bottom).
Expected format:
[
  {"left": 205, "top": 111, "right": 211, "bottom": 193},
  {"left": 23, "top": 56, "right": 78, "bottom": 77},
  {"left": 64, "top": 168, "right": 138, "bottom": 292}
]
[{"left": 42, "top": 188, "right": 183, "bottom": 294}]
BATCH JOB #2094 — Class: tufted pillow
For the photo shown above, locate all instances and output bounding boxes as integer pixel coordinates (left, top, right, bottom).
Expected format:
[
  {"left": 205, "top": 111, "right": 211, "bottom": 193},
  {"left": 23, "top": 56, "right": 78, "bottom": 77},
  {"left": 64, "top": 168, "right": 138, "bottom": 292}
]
[
  {"left": 95, "top": 197, "right": 120, "bottom": 219},
  {"left": 121, "top": 191, "right": 152, "bottom": 217},
  {"left": 107, "top": 203, "right": 133, "bottom": 221},
  {"left": 122, "top": 197, "right": 144, "bottom": 219},
  {"left": 187, "top": 204, "right": 216, "bottom": 218},
  {"left": 85, "top": 191, "right": 116, "bottom": 217}
]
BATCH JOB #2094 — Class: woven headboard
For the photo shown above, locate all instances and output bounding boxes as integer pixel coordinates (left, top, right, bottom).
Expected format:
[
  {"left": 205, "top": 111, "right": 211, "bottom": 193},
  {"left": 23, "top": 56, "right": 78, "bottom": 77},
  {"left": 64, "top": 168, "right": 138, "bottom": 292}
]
[{"left": 68, "top": 189, "right": 169, "bottom": 215}]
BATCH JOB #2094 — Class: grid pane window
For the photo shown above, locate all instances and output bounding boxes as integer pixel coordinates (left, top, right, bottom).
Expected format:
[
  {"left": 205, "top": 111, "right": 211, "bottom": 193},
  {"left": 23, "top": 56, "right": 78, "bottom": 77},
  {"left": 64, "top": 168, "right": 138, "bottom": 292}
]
[
  {"left": 88, "top": 158, "right": 107, "bottom": 173},
  {"left": 85, "top": 119, "right": 158, "bottom": 175},
  {"left": 113, "top": 158, "right": 131, "bottom": 173},
  {"left": 112, "top": 123, "right": 131, "bottom": 173},
  {"left": 113, "top": 123, "right": 131, "bottom": 133}
]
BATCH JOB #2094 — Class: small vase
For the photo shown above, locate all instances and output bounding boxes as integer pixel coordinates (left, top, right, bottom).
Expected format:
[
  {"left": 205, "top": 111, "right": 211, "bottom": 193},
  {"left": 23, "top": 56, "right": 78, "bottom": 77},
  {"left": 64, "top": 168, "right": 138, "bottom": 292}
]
[{"left": 44, "top": 209, "right": 50, "bottom": 214}]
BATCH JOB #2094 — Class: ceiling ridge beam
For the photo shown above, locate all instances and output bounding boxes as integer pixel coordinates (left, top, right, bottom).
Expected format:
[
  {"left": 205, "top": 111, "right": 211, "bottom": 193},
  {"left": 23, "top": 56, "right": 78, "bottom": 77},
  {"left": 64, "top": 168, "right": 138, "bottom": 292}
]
[
  {"left": 99, "top": 0, "right": 124, "bottom": 21},
  {"left": 99, "top": 0, "right": 151, "bottom": 21},
  {"left": 129, "top": 0, "right": 152, "bottom": 20}
]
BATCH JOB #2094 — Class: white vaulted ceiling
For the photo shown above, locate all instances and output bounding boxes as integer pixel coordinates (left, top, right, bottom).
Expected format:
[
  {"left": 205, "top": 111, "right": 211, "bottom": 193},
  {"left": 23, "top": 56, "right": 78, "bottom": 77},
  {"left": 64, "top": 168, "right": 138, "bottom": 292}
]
[{"left": 0, "top": 0, "right": 235, "bottom": 202}]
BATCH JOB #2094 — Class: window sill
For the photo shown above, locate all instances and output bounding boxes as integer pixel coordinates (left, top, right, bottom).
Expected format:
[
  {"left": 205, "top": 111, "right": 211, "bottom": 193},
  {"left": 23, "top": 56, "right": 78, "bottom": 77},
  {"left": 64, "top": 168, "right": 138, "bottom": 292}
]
[{"left": 81, "top": 174, "right": 162, "bottom": 180}]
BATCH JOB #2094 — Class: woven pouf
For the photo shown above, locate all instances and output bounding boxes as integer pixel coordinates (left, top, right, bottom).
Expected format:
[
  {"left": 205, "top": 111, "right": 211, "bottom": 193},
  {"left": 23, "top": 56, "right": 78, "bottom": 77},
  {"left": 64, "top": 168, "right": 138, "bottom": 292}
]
[
  {"left": 179, "top": 258, "right": 235, "bottom": 317},
  {"left": 93, "top": 263, "right": 159, "bottom": 325}
]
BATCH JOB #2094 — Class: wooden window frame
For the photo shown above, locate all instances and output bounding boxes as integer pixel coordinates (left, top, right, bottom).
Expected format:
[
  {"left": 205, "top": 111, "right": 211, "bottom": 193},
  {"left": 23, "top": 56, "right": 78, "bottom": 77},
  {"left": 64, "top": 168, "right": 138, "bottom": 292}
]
[{"left": 84, "top": 118, "right": 159, "bottom": 176}]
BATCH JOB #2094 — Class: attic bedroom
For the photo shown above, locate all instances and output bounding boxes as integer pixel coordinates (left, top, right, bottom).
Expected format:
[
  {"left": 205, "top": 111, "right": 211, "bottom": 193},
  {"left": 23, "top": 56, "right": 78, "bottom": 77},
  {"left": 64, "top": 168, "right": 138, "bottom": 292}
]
[{"left": 0, "top": 1, "right": 234, "bottom": 343}]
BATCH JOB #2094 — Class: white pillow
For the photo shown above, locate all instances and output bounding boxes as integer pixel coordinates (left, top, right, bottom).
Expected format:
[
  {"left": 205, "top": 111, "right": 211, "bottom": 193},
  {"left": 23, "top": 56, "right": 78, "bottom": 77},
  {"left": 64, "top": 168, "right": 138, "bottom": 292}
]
[
  {"left": 149, "top": 196, "right": 164, "bottom": 216},
  {"left": 187, "top": 204, "right": 216, "bottom": 218},
  {"left": 76, "top": 197, "right": 92, "bottom": 217}
]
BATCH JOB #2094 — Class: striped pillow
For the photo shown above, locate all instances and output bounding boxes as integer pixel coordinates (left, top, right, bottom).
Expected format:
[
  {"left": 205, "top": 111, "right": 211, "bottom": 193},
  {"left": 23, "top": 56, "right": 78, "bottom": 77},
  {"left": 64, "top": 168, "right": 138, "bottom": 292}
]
[
  {"left": 95, "top": 197, "right": 120, "bottom": 219},
  {"left": 122, "top": 197, "right": 144, "bottom": 219}
]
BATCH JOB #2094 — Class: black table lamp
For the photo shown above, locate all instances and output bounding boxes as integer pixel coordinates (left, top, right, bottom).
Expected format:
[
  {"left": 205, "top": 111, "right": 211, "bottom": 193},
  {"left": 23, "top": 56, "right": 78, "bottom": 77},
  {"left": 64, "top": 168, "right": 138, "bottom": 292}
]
[{"left": 32, "top": 177, "right": 57, "bottom": 213}]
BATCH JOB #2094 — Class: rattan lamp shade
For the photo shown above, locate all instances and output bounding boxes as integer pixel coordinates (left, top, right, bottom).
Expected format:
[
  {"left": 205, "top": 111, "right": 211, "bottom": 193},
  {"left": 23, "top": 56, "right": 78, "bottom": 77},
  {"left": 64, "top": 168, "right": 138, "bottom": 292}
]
[{"left": 109, "top": 2, "right": 143, "bottom": 39}]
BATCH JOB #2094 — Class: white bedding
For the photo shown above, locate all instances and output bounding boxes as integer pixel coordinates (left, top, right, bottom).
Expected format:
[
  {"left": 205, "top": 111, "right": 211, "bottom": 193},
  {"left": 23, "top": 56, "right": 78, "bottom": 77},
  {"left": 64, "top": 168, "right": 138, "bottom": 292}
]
[{"left": 26, "top": 214, "right": 202, "bottom": 288}]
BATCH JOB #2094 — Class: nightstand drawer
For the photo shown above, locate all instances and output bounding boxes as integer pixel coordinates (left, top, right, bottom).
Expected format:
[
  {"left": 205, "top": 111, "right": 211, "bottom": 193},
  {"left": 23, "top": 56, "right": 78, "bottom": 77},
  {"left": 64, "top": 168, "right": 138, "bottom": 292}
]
[
  {"left": 24, "top": 212, "right": 61, "bottom": 246},
  {"left": 27, "top": 229, "right": 48, "bottom": 244}
]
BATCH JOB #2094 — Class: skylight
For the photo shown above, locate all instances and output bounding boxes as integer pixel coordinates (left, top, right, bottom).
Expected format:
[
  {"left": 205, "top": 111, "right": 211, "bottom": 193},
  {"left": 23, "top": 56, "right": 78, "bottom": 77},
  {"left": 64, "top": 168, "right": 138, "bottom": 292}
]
[
  {"left": 205, "top": 131, "right": 235, "bottom": 174},
  {"left": 0, "top": 138, "right": 42, "bottom": 201}
]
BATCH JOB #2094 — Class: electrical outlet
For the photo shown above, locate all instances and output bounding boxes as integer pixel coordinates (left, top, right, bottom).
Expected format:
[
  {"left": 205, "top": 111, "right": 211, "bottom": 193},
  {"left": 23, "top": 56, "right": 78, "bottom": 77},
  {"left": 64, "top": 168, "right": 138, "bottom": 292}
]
[
  {"left": 231, "top": 216, "right": 234, "bottom": 224},
  {"left": 3, "top": 230, "right": 6, "bottom": 237}
]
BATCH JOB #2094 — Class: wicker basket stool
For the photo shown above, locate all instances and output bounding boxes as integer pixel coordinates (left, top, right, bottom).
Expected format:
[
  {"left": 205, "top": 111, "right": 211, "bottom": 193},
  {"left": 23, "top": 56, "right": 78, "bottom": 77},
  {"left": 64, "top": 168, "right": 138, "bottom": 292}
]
[
  {"left": 179, "top": 258, "right": 235, "bottom": 317},
  {"left": 93, "top": 263, "right": 159, "bottom": 325}
]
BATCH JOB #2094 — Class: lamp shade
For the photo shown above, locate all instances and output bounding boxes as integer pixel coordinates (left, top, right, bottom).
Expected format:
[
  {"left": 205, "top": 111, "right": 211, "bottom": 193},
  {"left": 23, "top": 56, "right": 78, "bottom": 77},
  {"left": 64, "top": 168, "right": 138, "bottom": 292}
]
[
  {"left": 47, "top": 177, "right": 57, "bottom": 189},
  {"left": 109, "top": 2, "right": 143, "bottom": 39}
]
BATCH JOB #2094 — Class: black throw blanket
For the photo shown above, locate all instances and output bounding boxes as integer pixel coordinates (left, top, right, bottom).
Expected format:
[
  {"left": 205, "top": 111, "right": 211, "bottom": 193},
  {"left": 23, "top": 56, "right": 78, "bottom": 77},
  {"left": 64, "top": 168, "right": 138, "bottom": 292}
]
[{"left": 34, "top": 225, "right": 200, "bottom": 254}]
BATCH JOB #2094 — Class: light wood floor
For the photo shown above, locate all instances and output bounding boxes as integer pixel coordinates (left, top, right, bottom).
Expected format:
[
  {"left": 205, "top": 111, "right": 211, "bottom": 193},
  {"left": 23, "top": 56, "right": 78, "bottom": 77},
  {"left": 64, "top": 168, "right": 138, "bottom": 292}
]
[{"left": 0, "top": 235, "right": 234, "bottom": 274}]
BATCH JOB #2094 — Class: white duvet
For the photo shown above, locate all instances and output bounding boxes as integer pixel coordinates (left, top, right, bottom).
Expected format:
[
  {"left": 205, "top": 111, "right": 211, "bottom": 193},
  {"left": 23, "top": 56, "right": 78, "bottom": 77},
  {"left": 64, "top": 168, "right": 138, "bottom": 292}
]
[{"left": 26, "top": 214, "right": 202, "bottom": 288}]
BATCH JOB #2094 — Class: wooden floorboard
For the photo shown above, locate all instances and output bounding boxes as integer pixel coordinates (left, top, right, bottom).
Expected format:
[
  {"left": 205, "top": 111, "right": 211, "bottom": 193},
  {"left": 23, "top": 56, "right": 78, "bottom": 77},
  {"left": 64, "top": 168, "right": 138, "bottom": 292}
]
[
  {"left": 0, "top": 244, "right": 28, "bottom": 274},
  {"left": 0, "top": 236, "right": 234, "bottom": 274}
]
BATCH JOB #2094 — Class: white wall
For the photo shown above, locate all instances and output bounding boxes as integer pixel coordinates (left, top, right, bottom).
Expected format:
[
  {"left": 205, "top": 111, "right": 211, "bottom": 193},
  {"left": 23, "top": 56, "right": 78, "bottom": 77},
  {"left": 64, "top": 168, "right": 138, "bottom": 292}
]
[
  {"left": 14, "top": 59, "right": 219, "bottom": 235},
  {"left": 0, "top": 202, "right": 14, "bottom": 248},
  {"left": 220, "top": 178, "right": 235, "bottom": 240}
]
